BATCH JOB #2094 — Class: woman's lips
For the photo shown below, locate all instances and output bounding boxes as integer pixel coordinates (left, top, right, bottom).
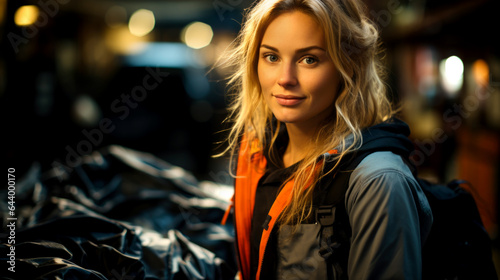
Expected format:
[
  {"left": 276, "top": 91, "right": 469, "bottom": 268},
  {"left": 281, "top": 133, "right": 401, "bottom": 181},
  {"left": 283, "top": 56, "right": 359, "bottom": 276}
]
[{"left": 273, "top": 94, "right": 305, "bottom": 106}]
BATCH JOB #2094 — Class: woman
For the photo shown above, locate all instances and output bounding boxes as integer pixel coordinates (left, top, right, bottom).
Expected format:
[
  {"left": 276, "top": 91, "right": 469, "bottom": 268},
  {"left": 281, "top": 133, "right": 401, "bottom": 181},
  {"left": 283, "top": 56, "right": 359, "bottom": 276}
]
[{"left": 218, "top": 0, "right": 433, "bottom": 279}]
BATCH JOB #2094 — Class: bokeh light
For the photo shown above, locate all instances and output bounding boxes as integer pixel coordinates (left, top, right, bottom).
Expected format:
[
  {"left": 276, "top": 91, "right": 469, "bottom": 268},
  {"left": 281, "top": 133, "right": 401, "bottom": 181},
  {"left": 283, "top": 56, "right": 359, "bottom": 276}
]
[
  {"left": 439, "top": 55, "right": 464, "bottom": 96},
  {"left": 472, "top": 59, "right": 490, "bottom": 87},
  {"left": 181, "top": 21, "right": 213, "bottom": 49},
  {"left": 128, "top": 9, "right": 155, "bottom": 37},
  {"left": 14, "top": 5, "right": 39, "bottom": 26}
]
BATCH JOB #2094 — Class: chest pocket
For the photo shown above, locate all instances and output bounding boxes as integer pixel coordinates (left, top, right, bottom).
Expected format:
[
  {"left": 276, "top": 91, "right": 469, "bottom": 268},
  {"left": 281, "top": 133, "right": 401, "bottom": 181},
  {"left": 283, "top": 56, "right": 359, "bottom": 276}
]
[{"left": 276, "top": 223, "right": 328, "bottom": 279}]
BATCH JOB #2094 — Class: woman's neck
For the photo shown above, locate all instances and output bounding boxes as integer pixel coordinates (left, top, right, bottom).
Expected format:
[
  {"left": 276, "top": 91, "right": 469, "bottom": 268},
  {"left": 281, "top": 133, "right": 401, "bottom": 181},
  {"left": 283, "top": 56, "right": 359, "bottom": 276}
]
[{"left": 282, "top": 123, "right": 318, "bottom": 168}]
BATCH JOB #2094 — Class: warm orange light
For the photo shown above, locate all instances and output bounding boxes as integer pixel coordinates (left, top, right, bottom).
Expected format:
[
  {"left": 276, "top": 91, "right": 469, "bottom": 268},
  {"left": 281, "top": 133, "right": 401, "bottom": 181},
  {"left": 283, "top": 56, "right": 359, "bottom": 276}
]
[
  {"left": 14, "top": 5, "right": 39, "bottom": 26},
  {"left": 472, "top": 59, "right": 489, "bottom": 87}
]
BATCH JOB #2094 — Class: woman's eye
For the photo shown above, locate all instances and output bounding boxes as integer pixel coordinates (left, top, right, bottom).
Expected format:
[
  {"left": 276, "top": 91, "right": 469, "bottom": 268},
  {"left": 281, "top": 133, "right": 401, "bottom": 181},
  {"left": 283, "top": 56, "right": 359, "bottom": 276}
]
[
  {"left": 301, "top": 56, "right": 317, "bottom": 65},
  {"left": 265, "top": 54, "right": 279, "bottom": 63}
]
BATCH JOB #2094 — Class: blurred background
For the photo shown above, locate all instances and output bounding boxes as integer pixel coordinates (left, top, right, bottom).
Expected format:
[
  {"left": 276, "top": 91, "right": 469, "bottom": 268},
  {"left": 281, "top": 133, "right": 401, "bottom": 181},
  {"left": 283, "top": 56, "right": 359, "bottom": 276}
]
[{"left": 1, "top": 0, "right": 499, "bottom": 251}]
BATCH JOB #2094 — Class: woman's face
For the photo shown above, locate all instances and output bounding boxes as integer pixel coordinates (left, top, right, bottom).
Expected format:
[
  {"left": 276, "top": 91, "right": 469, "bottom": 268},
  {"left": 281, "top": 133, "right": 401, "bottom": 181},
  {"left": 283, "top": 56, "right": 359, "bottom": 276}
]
[{"left": 258, "top": 11, "right": 340, "bottom": 128}]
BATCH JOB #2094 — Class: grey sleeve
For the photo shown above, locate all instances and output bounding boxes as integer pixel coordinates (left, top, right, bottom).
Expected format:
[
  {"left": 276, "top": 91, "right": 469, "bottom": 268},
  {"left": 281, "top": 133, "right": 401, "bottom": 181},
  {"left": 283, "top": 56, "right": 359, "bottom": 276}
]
[{"left": 345, "top": 152, "right": 430, "bottom": 280}]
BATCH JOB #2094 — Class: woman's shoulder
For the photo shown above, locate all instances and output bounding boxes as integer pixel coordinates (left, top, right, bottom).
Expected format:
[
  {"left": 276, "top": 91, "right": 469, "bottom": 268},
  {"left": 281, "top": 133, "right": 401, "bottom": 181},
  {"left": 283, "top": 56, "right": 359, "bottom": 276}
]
[
  {"left": 344, "top": 151, "right": 433, "bottom": 243},
  {"left": 349, "top": 151, "right": 417, "bottom": 187},
  {"left": 343, "top": 151, "right": 423, "bottom": 207}
]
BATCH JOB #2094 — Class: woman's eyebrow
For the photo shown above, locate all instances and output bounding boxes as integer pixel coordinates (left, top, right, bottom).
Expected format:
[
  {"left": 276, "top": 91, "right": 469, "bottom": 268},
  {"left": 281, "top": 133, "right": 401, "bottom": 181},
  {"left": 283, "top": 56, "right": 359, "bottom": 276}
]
[
  {"left": 260, "top": 44, "right": 279, "bottom": 52},
  {"left": 260, "top": 44, "right": 326, "bottom": 53}
]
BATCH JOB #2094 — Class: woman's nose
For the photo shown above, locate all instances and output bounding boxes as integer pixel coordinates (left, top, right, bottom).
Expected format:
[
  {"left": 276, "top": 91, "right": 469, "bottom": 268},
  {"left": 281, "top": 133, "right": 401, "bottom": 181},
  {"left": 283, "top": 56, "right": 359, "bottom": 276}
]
[{"left": 277, "top": 62, "right": 298, "bottom": 88}]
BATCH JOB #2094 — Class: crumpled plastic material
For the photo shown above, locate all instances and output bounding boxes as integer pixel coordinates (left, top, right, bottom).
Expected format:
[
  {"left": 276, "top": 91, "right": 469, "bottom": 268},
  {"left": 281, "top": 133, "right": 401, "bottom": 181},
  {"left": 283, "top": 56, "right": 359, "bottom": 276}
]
[{"left": 0, "top": 145, "right": 237, "bottom": 280}]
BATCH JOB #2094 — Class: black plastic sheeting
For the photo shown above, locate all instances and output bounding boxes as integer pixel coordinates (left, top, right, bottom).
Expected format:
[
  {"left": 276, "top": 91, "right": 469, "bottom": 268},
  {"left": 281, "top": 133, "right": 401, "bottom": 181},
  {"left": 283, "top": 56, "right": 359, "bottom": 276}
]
[{"left": 1, "top": 145, "right": 237, "bottom": 280}]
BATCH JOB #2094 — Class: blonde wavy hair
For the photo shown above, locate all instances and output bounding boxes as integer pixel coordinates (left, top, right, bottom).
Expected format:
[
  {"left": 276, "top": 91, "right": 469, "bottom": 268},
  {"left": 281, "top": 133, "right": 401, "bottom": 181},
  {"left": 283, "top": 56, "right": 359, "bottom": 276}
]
[{"left": 216, "top": 0, "right": 395, "bottom": 228}]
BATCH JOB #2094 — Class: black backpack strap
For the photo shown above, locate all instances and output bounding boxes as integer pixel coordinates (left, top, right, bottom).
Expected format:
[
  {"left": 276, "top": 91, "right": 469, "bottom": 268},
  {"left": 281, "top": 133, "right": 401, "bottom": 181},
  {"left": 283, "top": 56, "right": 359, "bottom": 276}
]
[{"left": 316, "top": 151, "right": 375, "bottom": 279}]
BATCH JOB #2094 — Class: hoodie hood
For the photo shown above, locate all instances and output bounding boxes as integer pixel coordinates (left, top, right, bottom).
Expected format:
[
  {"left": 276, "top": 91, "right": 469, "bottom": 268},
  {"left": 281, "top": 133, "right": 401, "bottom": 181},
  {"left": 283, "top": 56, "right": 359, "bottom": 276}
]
[{"left": 325, "top": 118, "right": 415, "bottom": 167}]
